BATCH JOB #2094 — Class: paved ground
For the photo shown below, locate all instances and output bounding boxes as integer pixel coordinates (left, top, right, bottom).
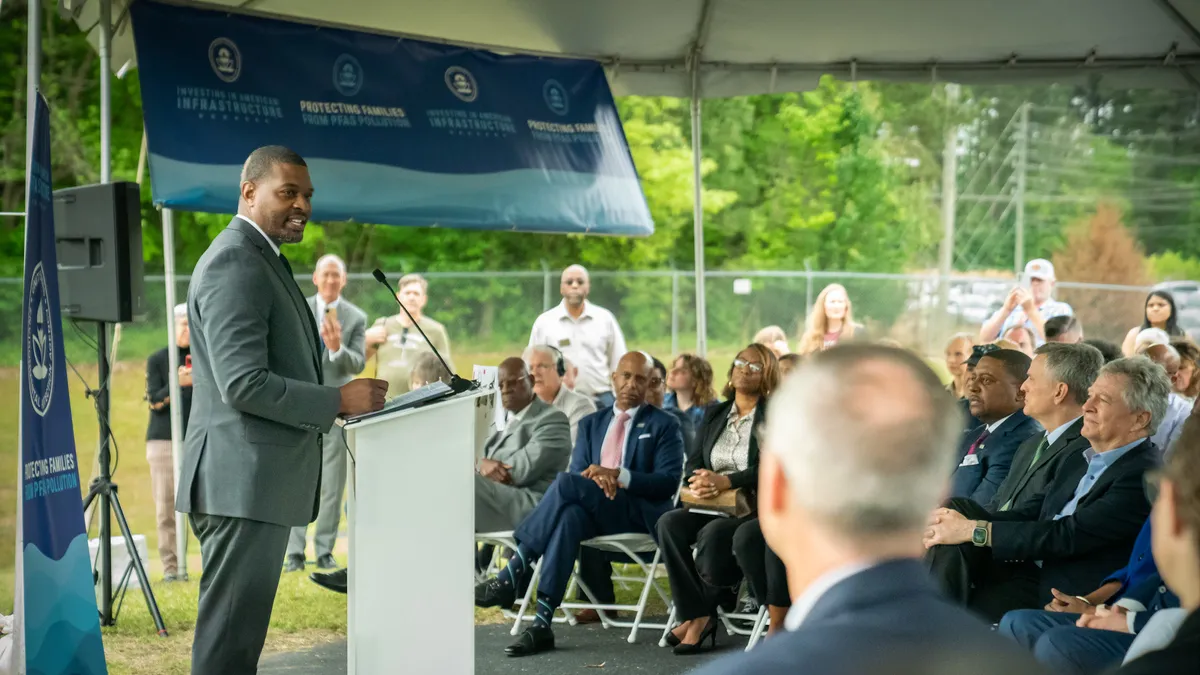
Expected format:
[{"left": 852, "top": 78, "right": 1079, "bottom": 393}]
[{"left": 260, "top": 621, "right": 751, "bottom": 674}]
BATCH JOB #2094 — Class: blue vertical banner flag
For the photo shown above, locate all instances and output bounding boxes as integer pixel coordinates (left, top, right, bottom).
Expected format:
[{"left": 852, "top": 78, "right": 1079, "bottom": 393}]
[
  {"left": 129, "top": 0, "right": 653, "bottom": 235},
  {"left": 18, "top": 93, "right": 108, "bottom": 675}
]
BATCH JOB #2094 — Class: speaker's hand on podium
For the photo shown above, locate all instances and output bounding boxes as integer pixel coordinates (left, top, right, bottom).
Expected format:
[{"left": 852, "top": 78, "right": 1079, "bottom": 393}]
[{"left": 339, "top": 378, "right": 388, "bottom": 416}]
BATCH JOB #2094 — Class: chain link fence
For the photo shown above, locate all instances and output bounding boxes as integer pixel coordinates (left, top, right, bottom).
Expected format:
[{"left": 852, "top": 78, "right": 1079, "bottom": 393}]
[{"left": 0, "top": 270, "right": 1159, "bottom": 369}]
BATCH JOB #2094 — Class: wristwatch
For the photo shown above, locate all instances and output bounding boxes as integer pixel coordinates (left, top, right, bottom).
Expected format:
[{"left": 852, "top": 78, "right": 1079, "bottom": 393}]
[{"left": 971, "top": 524, "right": 989, "bottom": 547}]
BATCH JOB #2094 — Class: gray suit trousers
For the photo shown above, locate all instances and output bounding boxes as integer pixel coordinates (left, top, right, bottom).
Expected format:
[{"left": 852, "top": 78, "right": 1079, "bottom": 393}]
[
  {"left": 474, "top": 474, "right": 542, "bottom": 533},
  {"left": 189, "top": 513, "right": 289, "bottom": 675},
  {"left": 287, "top": 426, "right": 348, "bottom": 559}
]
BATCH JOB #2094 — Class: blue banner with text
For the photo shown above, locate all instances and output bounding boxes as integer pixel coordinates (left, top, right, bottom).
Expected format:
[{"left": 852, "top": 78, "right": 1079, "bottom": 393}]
[
  {"left": 21, "top": 93, "right": 108, "bottom": 675},
  {"left": 129, "top": 0, "right": 653, "bottom": 236}
]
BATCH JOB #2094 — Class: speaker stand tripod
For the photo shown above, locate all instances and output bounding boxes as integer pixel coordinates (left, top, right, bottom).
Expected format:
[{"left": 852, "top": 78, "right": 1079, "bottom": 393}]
[{"left": 81, "top": 320, "right": 168, "bottom": 635}]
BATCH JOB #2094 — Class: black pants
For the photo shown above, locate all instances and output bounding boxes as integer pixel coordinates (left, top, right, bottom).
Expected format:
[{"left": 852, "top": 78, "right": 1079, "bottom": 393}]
[
  {"left": 657, "top": 509, "right": 749, "bottom": 621},
  {"left": 732, "top": 518, "right": 791, "bottom": 608},
  {"left": 925, "top": 497, "right": 1042, "bottom": 622},
  {"left": 190, "top": 513, "right": 290, "bottom": 675}
]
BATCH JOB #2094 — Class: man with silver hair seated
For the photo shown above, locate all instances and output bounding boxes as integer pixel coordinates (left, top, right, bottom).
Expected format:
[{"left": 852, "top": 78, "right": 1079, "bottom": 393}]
[
  {"left": 925, "top": 357, "right": 1168, "bottom": 622},
  {"left": 692, "top": 344, "right": 1041, "bottom": 675},
  {"left": 144, "top": 303, "right": 193, "bottom": 582},
  {"left": 523, "top": 344, "right": 596, "bottom": 444}
]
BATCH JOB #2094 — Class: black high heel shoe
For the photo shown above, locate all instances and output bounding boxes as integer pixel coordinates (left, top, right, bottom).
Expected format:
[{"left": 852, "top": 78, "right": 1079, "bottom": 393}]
[
  {"left": 672, "top": 615, "right": 718, "bottom": 655},
  {"left": 664, "top": 627, "right": 682, "bottom": 647}
]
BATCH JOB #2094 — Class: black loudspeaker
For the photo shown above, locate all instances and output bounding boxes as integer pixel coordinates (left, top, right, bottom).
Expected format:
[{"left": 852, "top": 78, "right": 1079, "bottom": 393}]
[{"left": 53, "top": 182, "right": 145, "bottom": 323}]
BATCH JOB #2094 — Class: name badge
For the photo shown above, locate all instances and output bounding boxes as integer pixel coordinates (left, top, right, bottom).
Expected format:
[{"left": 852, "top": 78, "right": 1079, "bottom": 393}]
[
  {"left": 558, "top": 338, "right": 571, "bottom": 348},
  {"left": 960, "top": 454, "right": 981, "bottom": 467},
  {"left": 637, "top": 433, "right": 651, "bottom": 440}
]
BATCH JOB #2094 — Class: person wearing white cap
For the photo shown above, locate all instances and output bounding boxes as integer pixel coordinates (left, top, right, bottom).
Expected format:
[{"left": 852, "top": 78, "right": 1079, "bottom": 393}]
[{"left": 980, "top": 259, "right": 1073, "bottom": 347}]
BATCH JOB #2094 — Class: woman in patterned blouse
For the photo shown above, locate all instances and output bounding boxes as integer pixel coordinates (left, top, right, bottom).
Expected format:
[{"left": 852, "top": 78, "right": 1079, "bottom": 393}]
[{"left": 657, "top": 343, "right": 780, "bottom": 654}]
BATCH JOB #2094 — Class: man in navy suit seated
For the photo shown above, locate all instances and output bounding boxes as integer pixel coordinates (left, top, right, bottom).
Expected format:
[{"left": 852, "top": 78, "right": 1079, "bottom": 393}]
[
  {"left": 691, "top": 344, "right": 1042, "bottom": 675},
  {"left": 952, "top": 350, "right": 1041, "bottom": 506},
  {"left": 474, "top": 351, "right": 684, "bottom": 657}
]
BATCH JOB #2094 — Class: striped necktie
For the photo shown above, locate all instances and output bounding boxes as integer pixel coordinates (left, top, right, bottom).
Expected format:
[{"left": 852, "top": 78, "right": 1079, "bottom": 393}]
[{"left": 1000, "top": 434, "right": 1049, "bottom": 512}]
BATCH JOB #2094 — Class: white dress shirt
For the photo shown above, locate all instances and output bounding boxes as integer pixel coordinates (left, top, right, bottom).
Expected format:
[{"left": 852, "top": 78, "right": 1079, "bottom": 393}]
[
  {"left": 784, "top": 560, "right": 876, "bottom": 631},
  {"left": 529, "top": 300, "right": 627, "bottom": 398},
  {"left": 601, "top": 404, "right": 639, "bottom": 488},
  {"left": 236, "top": 214, "right": 280, "bottom": 256},
  {"left": 314, "top": 295, "right": 345, "bottom": 361},
  {"left": 1151, "top": 393, "right": 1191, "bottom": 457}
]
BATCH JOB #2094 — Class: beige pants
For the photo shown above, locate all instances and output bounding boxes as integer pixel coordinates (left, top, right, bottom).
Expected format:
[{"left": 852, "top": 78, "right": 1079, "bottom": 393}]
[{"left": 145, "top": 440, "right": 178, "bottom": 575}]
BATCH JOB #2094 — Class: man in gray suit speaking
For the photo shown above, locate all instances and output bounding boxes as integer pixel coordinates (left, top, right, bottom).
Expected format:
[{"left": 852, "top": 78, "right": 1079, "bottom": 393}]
[
  {"left": 476, "top": 357, "right": 573, "bottom": 533},
  {"left": 177, "top": 146, "right": 387, "bottom": 674},
  {"left": 284, "top": 254, "right": 369, "bottom": 572}
]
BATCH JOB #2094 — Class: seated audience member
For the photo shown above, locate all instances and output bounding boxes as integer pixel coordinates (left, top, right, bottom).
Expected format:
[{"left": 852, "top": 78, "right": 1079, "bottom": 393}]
[
  {"left": 649, "top": 355, "right": 698, "bottom": 458},
  {"left": 409, "top": 351, "right": 451, "bottom": 389},
  {"left": 1169, "top": 339, "right": 1200, "bottom": 403},
  {"left": 924, "top": 357, "right": 1167, "bottom": 621},
  {"left": 753, "top": 325, "right": 790, "bottom": 358},
  {"left": 1004, "top": 325, "right": 1036, "bottom": 357},
  {"left": 957, "top": 343, "right": 1004, "bottom": 431},
  {"left": 1117, "top": 414, "right": 1200, "bottom": 674},
  {"left": 778, "top": 353, "right": 801, "bottom": 377},
  {"left": 1047, "top": 315, "right": 1085, "bottom": 343},
  {"left": 1132, "top": 327, "right": 1172, "bottom": 356},
  {"left": 1122, "top": 291, "right": 1186, "bottom": 357},
  {"left": 927, "top": 343, "right": 1100, "bottom": 603},
  {"left": 732, "top": 517, "right": 790, "bottom": 637},
  {"left": 946, "top": 333, "right": 976, "bottom": 398},
  {"left": 691, "top": 344, "right": 1043, "bottom": 675},
  {"left": 524, "top": 344, "right": 596, "bottom": 444},
  {"left": 952, "top": 350, "right": 1040, "bottom": 506},
  {"left": 999, "top": 518, "right": 1179, "bottom": 675},
  {"left": 659, "top": 345, "right": 778, "bottom": 654},
  {"left": 665, "top": 353, "right": 717, "bottom": 431},
  {"left": 1139, "top": 345, "right": 1192, "bottom": 457},
  {"left": 562, "top": 357, "right": 579, "bottom": 390},
  {"left": 1084, "top": 339, "right": 1124, "bottom": 364},
  {"left": 475, "top": 358, "right": 573, "bottom": 535},
  {"left": 474, "top": 352, "right": 684, "bottom": 657}
]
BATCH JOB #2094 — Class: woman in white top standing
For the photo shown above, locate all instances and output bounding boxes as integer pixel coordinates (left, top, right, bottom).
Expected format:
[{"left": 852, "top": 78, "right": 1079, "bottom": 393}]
[
  {"left": 1123, "top": 290, "right": 1187, "bottom": 356},
  {"left": 797, "top": 283, "right": 865, "bottom": 355}
]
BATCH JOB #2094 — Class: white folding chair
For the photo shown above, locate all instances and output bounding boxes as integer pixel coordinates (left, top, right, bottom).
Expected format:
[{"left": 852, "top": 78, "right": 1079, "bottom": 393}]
[
  {"left": 555, "top": 533, "right": 672, "bottom": 643},
  {"left": 658, "top": 579, "right": 769, "bottom": 651}
]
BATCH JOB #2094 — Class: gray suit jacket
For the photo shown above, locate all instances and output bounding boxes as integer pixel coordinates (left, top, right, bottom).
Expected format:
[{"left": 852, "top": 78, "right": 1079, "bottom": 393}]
[
  {"left": 176, "top": 217, "right": 342, "bottom": 528},
  {"left": 308, "top": 295, "right": 367, "bottom": 388},
  {"left": 484, "top": 398, "right": 572, "bottom": 495}
]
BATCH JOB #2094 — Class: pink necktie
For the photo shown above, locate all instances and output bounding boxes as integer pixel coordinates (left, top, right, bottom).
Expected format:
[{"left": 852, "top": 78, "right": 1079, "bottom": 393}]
[{"left": 601, "top": 411, "right": 630, "bottom": 469}]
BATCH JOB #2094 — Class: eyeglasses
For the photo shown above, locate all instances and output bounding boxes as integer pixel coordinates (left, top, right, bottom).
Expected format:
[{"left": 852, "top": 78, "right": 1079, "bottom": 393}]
[
  {"left": 649, "top": 377, "right": 664, "bottom": 389},
  {"left": 733, "top": 359, "right": 764, "bottom": 373}
]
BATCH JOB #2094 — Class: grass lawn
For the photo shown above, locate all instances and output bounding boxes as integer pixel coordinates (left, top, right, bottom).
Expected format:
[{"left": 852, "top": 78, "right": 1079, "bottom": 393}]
[{"left": 0, "top": 342, "right": 699, "bottom": 673}]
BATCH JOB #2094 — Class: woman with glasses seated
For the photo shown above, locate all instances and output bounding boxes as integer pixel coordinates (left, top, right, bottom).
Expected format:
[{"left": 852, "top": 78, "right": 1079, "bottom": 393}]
[{"left": 656, "top": 344, "right": 780, "bottom": 655}]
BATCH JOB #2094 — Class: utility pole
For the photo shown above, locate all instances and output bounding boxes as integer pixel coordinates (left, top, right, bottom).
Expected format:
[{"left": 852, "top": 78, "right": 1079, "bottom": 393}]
[
  {"left": 1013, "top": 102, "right": 1030, "bottom": 274},
  {"left": 938, "top": 84, "right": 960, "bottom": 340}
]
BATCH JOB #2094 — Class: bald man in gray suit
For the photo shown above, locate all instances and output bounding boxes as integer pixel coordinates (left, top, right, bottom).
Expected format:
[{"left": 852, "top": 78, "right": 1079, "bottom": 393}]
[{"left": 177, "top": 146, "right": 387, "bottom": 675}]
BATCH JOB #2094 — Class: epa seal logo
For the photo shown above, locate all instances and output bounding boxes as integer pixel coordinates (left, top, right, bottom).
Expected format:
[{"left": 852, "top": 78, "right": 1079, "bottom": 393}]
[
  {"left": 445, "top": 66, "right": 478, "bottom": 102},
  {"left": 543, "top": 80, "right": 569, "bottom": 116},
  {"left": 209, "top": 37, "right": 242, "bottom": 83},
  {"left": 333, "top": 54, "right": 363, "bottom": 96},
  {"left": 26, "top": 262, "right": 54, "bottom": 416}
]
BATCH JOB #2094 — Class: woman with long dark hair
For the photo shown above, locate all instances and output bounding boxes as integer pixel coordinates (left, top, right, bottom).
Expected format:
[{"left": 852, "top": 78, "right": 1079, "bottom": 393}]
[
  {"left": 1122, "top": 290, "right": 1186, "bottom": 356},
  {"left": 656, "top": 344, "right": 780, "bottom": 655}
]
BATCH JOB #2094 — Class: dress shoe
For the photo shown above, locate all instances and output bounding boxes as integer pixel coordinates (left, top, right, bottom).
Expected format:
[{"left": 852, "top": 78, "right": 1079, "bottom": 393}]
[
  {"left": 572, "top": 608, "right": 616, "bottom": 625},
  {"left": 673, "top": 615, "right": 719, "bottom": 655},
  {"left": 161, "top": 572, "right": 188, "bottom": 583},
  {"left": 505, "top": 625, "right": 555, "bottom": 657},
  {"left": 284, "top": 554, "right": 306, "bottom": 573},
  {"left": 310, "top": 568, "right": 347, "bottom": 594},
  {"left": 315, "top": 553, "right": 338, "bottom": 570},
  {"left": 474, "top": 578, "right": 516, "bottom": 608}
]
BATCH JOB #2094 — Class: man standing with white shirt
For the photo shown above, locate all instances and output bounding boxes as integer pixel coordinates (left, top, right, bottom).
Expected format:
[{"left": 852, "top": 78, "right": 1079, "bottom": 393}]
[
  {"left": 529, "top": 265, "right": 627, "bottom": 408},
  {"left": 284, "top": 254, "right": 369, "bottom": 572},
  {"left": 691, "top": 345, "right": 1040, "bottom": 675}
]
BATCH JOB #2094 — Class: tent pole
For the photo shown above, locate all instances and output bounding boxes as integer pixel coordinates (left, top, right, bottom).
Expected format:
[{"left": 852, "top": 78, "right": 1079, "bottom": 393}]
[
  {"left": 161, "top": 207, "right": 188, "bottom": 579},
  {"left": 690, "top": 77, "right": 707, "bottom": 357},
  {"left": 99, "top": 0, "right": 112, "bottom": 183}
]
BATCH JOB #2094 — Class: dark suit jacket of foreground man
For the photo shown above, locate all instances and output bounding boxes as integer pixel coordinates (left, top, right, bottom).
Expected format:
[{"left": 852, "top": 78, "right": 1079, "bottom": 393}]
[
  {"left": 177, "top": 216, "right": 342, "bottom": 674},
  {"left": 690, "top": 560, "right": 1048, "bottom": 675}
]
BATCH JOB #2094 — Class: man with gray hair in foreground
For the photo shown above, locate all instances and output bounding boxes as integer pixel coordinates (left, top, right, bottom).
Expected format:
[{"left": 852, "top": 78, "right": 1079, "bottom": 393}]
[{"left": 692, "top": 344, "right": 1042, "bottom": 675}]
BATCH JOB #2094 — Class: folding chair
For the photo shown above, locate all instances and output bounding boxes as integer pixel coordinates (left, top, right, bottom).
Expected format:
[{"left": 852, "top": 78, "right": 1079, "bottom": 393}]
[{"left": 658, "top": 580, "right": 769, "bottom": 651}]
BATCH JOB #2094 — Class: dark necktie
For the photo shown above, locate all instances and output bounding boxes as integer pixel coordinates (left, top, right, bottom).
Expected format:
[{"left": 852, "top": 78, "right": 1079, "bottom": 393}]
[
  {"left": 278, "top": 252, "right": 294, "bottom": 278},
  {"left": 1000, "top": 434, "right": 1049, "bottom": 512}
]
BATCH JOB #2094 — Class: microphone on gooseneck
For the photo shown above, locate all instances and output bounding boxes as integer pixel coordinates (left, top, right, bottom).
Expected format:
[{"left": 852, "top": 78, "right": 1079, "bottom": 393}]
[{"left": 372, "top": 268, "right": 475, "bottom": 394}]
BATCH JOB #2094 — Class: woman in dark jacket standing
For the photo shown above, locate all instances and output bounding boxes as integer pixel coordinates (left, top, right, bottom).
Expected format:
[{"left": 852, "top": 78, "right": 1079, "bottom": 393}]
[{"left": 656, "top": 343, "right": 780, "bottom": 655}]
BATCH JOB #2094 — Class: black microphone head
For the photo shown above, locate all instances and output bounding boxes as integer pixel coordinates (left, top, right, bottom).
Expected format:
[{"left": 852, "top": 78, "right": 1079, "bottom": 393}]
[{"left": 372, "top": 268, "right": 388, "bottom": 284}]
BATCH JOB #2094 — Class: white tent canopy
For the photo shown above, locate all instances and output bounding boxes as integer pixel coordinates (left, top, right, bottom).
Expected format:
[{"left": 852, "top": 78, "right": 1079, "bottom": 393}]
[{"left": 70, "top": 0, "right": 1200, "bottom": 97}]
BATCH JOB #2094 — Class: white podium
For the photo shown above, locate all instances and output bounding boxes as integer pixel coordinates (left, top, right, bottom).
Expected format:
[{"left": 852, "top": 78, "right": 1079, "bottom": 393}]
[{"left": 343, "top": 388, "right": 495, "bottom": 675}]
